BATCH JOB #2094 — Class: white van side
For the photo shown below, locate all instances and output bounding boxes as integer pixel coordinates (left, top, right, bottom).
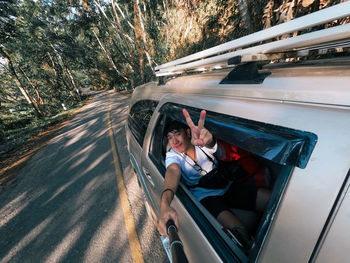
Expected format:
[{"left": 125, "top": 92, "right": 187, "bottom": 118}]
[{"left": 126, "top": 3, "right": 350, "bottom": 262}]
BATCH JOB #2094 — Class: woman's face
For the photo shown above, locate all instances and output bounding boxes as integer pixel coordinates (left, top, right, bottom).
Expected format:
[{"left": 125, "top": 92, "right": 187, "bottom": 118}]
[{"left": 167, "top": 128, "right": 191, "bottom": 153}]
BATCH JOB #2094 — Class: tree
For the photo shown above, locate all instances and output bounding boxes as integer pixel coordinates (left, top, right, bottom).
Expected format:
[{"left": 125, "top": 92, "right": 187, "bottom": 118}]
[
  {"left": 1, "top": 0, "right": 343, "bottom": 139},
  {"left": 0, "top": 0, "right": 17, "bottom": 43},
  {"left": 0, "top": 46, "right": 43, "bottom": 117}
]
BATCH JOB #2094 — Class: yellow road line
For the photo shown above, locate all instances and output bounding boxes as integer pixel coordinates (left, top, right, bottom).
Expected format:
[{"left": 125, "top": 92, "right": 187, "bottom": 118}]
[{"left": 107, "top": 101, "right": 144, "bottom": 263}]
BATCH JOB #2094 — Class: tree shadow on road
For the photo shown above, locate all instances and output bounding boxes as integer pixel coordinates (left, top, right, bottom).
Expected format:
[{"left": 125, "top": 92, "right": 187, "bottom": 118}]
[{"left": 0, "top": 92, "right": 167, "bottom": 263}]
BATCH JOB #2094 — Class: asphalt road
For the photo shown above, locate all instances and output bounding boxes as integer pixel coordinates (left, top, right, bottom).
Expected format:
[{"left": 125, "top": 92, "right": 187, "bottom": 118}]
[{"left": 0, "top": 91, "right": 168, "bottom": 263}]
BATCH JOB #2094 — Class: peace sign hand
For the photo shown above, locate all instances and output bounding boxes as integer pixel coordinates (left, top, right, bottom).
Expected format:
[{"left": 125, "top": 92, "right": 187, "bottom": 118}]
[{"left": 183, "top": 109, "right": 214, "bottom": 148}]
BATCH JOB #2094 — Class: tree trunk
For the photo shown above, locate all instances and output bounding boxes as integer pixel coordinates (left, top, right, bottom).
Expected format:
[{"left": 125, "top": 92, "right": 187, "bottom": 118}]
[
  {"left": 46, "top": 51, "right": 68, "bottom": 96},
  {"left": 93, "top": 30, "right": 129, "bottom": 81},
  {"left": 61, "top": 59, "right": 81, "bottom": 100},
  {"left": 133, "top": 0, "right": 146, "bottom": 81},
  {"left": 262, "top": 0, "right": 274, "bottom": 29},
  {"left": 50, "top": 44, "right": 72, "bottom": 90},
  {"left": 94, "top": 0, "right": 137, "bottom": 67},
  {"left": 107, "top": 31, "right": 133, "bottom": 65},
  {"left": 112, "top": 0, "right": 135, "bottom": 31},
  {"left": 18, "top": 66, "right": 44, "bottom": 104},
  {"left": 50, "top": 44, "right": 81, "bottom": 99},
  {"left": 111, "top": 0, "right": 135, "bottom": 62},
  {"left": 238, "top": 0, "right": 253, "bottom": 33},
  {"left": 47, "top": 52, "right": 58, "bottom": 78},
  {"left": 0, "top": 47, "right": 43, "bottom": 117},
  {"left": 133, "top": 0, "right": 154, "bottom": 70},
  {"left": 93, "top": 0, "right": 137, "bottom": 71}
]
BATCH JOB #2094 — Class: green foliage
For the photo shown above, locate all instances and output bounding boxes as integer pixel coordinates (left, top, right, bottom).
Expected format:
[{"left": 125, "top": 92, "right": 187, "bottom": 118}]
[
  {"left": 1, "top": 0, "right": 343, "bottom": 156},
  {"left": 0, "top": 0, "right": 17, "bottom": 43},
  {"left": 0, "top": 95, "right": 90, "bottom": 156}
]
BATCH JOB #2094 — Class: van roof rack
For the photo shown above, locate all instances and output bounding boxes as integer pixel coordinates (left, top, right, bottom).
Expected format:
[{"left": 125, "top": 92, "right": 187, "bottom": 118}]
[{"left": 155, "top": 2, "right": 350, "bottom": 78}]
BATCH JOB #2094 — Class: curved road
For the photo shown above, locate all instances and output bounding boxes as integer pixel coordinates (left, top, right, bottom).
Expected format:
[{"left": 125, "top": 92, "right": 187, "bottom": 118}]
[{"left": 0, "top": 91, "right": 168, "bottom": 263}]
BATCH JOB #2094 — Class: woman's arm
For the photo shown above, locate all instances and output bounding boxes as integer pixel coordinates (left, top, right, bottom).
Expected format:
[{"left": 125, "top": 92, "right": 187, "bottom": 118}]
[{"left": 158, "top": 163, "right": 182, "bottom": 236}]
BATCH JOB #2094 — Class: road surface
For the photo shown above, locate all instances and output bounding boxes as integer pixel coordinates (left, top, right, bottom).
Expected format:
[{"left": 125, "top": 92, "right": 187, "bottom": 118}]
[{"left": 0, "top": 91, "right": 168, "bottom": 263}]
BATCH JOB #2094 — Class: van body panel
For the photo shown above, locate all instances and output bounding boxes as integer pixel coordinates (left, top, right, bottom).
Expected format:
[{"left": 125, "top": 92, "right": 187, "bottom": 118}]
[
  {"left": 139, "top": 108, "right": 225, "bottom": 263},
  {"left": 125, "top": 128, "right": 142, "bottom": 171},
  {"left": 315, "top": 175, "right": 350, "bottom": 263},
  {"left": 149, "top": 93, "right": 350, "bottom": 262},
  {"left": 126, "top": 59, "right": 350, "bottom": 262},
  {"left": 140, "top": 109, "right": 164, "bottom": 217},
  {"left": 125, "top": 126, "right": 159, "bottom": 217},
  {"left": 131, "top": 65, "right": 350, "bottom": 108}
]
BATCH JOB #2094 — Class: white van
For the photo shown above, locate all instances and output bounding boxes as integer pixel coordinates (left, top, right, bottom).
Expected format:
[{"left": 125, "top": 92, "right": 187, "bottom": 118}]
[{"left": 126, "top": 3, "right": 350, "bottom": 262}]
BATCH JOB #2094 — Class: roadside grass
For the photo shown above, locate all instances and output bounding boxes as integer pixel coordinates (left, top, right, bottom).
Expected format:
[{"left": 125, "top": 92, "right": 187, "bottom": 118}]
[{"left": 0, "top": 96, "right": 91, "bottom": 161}]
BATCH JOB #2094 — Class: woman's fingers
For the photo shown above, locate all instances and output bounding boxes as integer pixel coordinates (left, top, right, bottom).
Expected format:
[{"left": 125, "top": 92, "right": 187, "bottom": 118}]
[
  {"left": 183, "top": 108, "right": 206, "bottom": 130},
  {"left": 183, "top": 109, "right": 195, "bottom": 128},
  {"left": 198, "top": 110, "right": 206, "bottom": 130},
  {"left": 198, "top": 128, "right": 213, "bottom": 146},
  {"left": 158, "top": 214, "right": 170, "bottom": 235},
  {"left": 199, "top": 128, "right": 208, "bottom": 143},
  {"left": 158, "top": 209, "right": 179, "bottom": 236},
  {"left": 183, "top": 109, "right": 209, "bottom": 147},
  {"left": 192, "top": 138, "right": 204, "bottom": 146},
  {"left": 158, "top": 222, "right": 166, "bottom": 236}
]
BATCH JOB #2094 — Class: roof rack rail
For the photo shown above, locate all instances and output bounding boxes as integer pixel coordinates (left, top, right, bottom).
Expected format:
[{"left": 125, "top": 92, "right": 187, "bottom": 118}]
[{"left": 155, "top": 2, "right": 350, "bottom": 77}]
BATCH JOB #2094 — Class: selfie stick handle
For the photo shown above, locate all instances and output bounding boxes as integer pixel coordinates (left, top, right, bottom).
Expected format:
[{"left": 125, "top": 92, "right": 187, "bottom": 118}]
[{"left": 166, "top": 219, "right": 189, "bottom": 263}]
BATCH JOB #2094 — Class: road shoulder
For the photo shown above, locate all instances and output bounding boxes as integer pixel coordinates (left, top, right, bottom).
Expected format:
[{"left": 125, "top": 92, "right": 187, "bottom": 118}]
[{"left": 0, "top": 97, "right": 93, "bottom": 187}]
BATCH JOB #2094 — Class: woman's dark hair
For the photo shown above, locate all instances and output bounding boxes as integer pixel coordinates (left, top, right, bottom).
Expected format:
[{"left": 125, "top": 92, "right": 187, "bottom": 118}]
[{"left": 164, "top": 120, "right": 189, "bottom": 135}]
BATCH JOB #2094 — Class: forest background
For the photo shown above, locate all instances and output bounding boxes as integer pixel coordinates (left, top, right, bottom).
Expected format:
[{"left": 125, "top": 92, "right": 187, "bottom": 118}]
[{"left": 0, "top": 0, "right": 345, "bottom": 157}]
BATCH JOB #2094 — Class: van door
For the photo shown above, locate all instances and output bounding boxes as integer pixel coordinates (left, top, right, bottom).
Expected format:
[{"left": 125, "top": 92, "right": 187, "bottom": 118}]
[
  {"left": 127, "top": 100, "right": 159, "bottom": 222},
  {"left": 310, "top": 170, "right": 350, "bottom": 263},
  {"left": 140, "top": 107, "right": 227, "bottom": 263},
  {"left": 140, "top": 110, "right": 165, "bottom": 221}
]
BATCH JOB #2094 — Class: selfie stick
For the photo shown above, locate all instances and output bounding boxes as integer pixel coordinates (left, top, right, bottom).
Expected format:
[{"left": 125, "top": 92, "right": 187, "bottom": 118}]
[{"left": 166, "top": 219, "right": 189, "bottom": 263}]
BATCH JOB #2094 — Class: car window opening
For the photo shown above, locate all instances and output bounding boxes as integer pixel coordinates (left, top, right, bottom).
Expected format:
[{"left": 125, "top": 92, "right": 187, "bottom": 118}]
[
  {"left": 149, "top": 104, "right": 315, "bottom": 259},
  {"left": 161, "top": 103, "right": 317, "bottom": 169},
  {"left": 157, "top": 116, "right": 287, "bottom": 257}
]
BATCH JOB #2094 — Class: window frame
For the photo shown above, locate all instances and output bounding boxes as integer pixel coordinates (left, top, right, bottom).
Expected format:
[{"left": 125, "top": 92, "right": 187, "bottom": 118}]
[
  {"left": 128, "top": 100, "right": 158, "bottom": 146},
  {"left": 148, "top": 102, "right": 317, "bottom": 261},
  {"left": 160, "top": 103, "right": 317, "bottom": 169}
]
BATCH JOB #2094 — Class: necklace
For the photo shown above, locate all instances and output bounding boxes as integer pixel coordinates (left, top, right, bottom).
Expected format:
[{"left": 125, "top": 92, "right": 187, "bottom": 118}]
[{"left": 182, "top": 147, "right": 208, "bottom": 176}]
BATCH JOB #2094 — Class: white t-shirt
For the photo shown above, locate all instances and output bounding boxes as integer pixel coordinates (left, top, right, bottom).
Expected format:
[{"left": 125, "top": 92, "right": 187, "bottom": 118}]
[{"left": 165, "top": 143, "right": 231, "bottom": 201}]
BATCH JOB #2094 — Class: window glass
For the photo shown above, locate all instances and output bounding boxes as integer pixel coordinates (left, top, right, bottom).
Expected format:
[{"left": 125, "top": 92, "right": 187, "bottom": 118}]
[
  {"left": 148, "top": 114, "right": 166, "bottom": 165},
  {"left": 128, "top": 100, "right": 158, "bottom": 146}
]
